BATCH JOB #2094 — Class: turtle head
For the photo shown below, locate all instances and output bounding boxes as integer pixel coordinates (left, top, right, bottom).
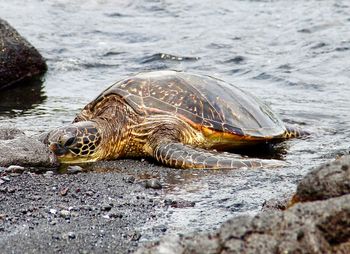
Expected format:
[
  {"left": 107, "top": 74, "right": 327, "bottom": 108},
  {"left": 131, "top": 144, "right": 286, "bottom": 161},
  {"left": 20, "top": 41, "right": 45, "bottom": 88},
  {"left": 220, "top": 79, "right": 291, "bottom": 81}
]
[{"left": 47, "top": 121, "right": 102, "bottom": 163}]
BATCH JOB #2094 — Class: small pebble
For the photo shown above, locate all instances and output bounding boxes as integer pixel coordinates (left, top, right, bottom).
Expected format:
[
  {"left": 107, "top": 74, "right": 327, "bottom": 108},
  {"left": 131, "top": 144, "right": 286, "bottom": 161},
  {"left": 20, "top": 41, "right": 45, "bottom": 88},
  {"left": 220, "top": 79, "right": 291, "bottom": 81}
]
[
  {"left": 101, "top": 203, "right": 113, "bottom": 211},
  {"left": 67, "top": 166, "right": 83, "bottom": 174},
  {"left": 60, "top": 187, "right": 69, "bottom": 196},
  {"left": 1, "top": 176, "right": 10, "bottom": 182},
  {"left": 49, "top": 209, "right": 57, "bottom": 215},
  {"left": 6, "top": 165, "right": 25, "bottom": 173},
  {"left": 52, "top": 234, "right": 60, "bottom": 240},
  {"left": 129, "top": 231, "right": 141, "bottom": 241},
  {"left": 144, "top": 179, "right": 162, "bottom": 190},
  {"left": 153, "top": 224, "right": 168, "bottom": 233},
  {"left": 68, "top": 206, "right": 79, "bottom": 211},
  {"left": 9, "top": 173, "right": 20, "bottom": 177},
  {"left": 297, "top": 230, "right": 305, "bottom": 240},
  {"left": 108, "top": 210, "right": 123, "bottom": 219},
  {"left": 341, "top": 164, "right": 349, "bottom": 171},
  {"left": 66, "top": 231, "right": 76, "bottom": 239},
  {"left": 31, "top": 195, "right": 41, "bottom": 201},
  {"left": 59, "top": 210, "right": 70, "bottom": 219},
  {"left": 50, "top": 220, "right": 57, "bottom": 225},
  {"left": 168, "top": 200, "right": 195, "bottom": 208},
  {"left": 85, "top": 191, "right": 94, "bottom": 196},
  {"left": 0, "top": 180, "right": 4, "bottom": 185},
  {"left": 44, "top": 171, "right": 54, "bottom": 176},
  {"left": 124, "top": 175, "right": 135, "bottom": 184}
]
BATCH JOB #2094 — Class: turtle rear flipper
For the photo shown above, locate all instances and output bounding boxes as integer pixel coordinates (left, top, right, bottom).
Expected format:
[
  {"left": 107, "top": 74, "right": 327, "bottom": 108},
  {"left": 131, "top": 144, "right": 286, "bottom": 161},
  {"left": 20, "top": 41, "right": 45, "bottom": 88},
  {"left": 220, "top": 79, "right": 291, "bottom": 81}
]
[
  {"left": 153, "top": 142, "right": 285, "bottom": 169},
  {"left": 280, "top": 126, "right": 310, "bottom": 139}
]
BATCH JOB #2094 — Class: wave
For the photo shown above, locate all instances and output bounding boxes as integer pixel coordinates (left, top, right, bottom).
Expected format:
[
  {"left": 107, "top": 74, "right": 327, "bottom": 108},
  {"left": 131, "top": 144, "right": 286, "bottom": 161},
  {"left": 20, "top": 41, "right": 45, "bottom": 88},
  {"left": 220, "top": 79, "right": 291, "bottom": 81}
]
[{"left": 140, "top": 53, "right": 200, "bottom": 64}]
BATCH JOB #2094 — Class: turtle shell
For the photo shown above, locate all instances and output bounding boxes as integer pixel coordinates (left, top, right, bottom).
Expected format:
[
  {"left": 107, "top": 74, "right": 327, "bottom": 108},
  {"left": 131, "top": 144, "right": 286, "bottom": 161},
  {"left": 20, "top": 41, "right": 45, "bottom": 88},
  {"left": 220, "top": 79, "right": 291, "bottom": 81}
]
[{"left": 83, "top": 71, "right": 286, "bottom": 138}]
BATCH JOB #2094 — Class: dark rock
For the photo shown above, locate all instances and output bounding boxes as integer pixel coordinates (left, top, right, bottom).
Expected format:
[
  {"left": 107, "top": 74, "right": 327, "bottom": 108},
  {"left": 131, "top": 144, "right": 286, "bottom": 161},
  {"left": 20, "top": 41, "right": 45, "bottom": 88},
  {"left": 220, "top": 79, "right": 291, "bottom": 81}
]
[
  {"left": 262, "top": 192, "right": 294, "bottom": 211},
  {"left": 62, "top": 232, "right": 76, "bottom": 240},
  {"left": 0, "top": 18, "right": 47, "bottom": 90},
  {"left": 168, "top": 199, "right": 195, "bottom": 208},
  {"left": 137, "top": 194, "right": 350, "bottom": 254},
  {"left": 67, "top": 232, "right": 76, "bottom": 239},
  {"left": 100, "top": 203, "right": 113, "bottom": 212},
  {"left": 0, "top": 126, "right": 58, "bottom": 168},
  {"left": 107, "top": 209, "right": 123, "bottom": 219},
  {"left": 152, "top": 225, "right": 167, "bottom": 233},
  {"left": 137, "top": 156, "right": 350, "bottom": 254},
  {"left": 52, "top": 234, "right": 61, "bottom": 240},
  {"left": 293, "top": 155, "right": 350, "bottom": 203},
  {"left": 144, "top": 179, "right": 162, "bottom": 190}
]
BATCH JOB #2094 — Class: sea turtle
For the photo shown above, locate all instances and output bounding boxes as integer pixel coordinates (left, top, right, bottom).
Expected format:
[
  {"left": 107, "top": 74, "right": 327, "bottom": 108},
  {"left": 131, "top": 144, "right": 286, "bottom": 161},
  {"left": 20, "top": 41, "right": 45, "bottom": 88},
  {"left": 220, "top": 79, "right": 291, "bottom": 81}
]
[{"left": 46, "top": 70, "right": 306, "bottom": 169}]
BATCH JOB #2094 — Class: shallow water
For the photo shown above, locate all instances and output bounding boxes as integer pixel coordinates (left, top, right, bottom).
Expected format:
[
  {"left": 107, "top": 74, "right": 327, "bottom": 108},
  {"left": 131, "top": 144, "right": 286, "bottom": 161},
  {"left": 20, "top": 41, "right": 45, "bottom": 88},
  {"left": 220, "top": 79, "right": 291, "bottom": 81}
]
[{"left": 0, "top": 0, "right": 349, "bottom": 237}]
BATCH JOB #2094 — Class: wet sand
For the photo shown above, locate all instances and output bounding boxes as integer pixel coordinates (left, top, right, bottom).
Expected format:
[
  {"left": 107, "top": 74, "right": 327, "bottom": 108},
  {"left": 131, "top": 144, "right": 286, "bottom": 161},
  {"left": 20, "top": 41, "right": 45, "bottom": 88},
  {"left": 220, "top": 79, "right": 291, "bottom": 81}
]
[{"left": 0, "top": 160, "right": 174, "bottom": 254}]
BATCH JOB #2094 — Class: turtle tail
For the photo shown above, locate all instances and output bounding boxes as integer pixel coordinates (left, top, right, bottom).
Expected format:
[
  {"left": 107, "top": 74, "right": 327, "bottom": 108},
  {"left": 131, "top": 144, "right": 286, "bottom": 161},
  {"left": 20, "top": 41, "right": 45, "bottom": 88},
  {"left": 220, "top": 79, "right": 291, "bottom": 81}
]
[{"left": 280, "top": 126, "right": 309, "bottom": 139}]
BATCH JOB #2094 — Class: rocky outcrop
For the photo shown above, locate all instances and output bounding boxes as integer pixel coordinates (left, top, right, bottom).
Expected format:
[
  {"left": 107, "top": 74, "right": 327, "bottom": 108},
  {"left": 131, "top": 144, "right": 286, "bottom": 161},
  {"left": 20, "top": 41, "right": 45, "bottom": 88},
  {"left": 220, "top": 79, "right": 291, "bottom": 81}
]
[
  {"left": 0, "top": 127, "right": 57, "bottom": 168},
  {"left": 0, "top": 19, "right": 47, "bottom": 90},
  {"left": 137, "top": 156, "right": 350, "bottom": 254},
  {"left": 293, "top": 156, "right": 350, "bottom": 202}
]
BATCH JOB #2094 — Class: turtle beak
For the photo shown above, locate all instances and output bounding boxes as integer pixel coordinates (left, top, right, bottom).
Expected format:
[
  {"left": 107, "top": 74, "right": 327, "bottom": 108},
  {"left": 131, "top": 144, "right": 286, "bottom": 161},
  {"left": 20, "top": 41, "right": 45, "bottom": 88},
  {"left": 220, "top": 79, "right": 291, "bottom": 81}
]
[{"left": 49, "top": 143, "right": 69, "bottom": 157}]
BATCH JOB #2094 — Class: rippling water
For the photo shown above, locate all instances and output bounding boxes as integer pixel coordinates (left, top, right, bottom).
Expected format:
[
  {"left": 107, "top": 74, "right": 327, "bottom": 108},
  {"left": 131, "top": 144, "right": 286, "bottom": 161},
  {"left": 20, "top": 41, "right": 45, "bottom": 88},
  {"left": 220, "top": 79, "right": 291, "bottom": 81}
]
[{"left": 0, "top": 0, "right": 349, "bottom": 236}]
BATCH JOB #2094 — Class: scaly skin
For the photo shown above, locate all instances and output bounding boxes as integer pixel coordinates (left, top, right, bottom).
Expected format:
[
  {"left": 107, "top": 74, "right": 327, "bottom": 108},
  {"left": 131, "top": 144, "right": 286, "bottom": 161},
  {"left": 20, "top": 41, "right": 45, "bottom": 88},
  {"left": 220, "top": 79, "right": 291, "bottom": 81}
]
[{"left": 47, "top": 100, "right": 286, "bottom": 169}]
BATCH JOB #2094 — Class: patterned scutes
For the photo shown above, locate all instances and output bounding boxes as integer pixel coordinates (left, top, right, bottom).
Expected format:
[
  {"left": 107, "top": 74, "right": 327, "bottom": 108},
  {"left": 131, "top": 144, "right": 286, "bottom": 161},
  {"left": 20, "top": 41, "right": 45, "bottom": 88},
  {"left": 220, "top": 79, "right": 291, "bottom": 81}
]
[{"left": 88, "top": 71, "right": 285, "bottom": 137}]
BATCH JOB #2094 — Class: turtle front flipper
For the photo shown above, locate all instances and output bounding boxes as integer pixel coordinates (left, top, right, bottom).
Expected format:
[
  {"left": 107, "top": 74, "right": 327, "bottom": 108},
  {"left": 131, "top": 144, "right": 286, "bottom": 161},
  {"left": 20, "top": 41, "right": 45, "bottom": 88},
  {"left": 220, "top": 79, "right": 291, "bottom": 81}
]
[{"left": 153, "top": 142, "right": 284, "bottom": 169}]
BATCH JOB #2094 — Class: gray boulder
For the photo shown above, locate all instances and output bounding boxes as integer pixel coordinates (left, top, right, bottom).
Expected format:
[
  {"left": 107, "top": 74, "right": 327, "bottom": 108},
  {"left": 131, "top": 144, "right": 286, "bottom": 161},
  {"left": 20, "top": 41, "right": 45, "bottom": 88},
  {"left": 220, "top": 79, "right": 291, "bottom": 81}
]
[
  {"left": 294, "top": 155, "right": 350, "bottom": 202},
  {"left": 0, "top": 18, "right": 47, "bottom": 90},
  {"left": 138, "top": 194, "right": 350, "bottom": 254},
  {"left": 137, "top": 156, "right": 350, "bottom": 254},
  {"left": 0, "top": 127, "right": 57, "bottom": 168}
]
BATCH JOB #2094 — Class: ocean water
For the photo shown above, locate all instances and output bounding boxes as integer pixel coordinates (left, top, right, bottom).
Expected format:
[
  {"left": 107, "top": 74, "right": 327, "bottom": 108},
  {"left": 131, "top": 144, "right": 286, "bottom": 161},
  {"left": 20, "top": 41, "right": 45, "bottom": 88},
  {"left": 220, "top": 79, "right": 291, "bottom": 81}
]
[{"left": 0, "top": 0, "right": 349, "bottom": 236}]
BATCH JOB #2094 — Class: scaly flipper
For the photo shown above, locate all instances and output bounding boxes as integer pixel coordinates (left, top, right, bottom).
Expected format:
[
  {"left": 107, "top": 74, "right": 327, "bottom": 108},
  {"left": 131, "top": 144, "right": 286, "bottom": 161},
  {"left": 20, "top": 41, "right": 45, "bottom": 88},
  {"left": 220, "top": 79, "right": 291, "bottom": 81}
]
[
  {"left": 153, "top": 142, "right": 285, "bottom": 169},
  {"left": 279, "top": 126, "right": 310, "bottom": 139}
]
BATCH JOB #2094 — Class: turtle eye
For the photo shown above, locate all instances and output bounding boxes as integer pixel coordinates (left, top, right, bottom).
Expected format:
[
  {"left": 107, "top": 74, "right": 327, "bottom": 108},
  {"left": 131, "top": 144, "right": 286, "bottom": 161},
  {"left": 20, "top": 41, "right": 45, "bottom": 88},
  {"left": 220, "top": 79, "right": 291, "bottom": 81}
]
[{"left": 64, "top": 137, "right": 76, "bottom": 147}]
